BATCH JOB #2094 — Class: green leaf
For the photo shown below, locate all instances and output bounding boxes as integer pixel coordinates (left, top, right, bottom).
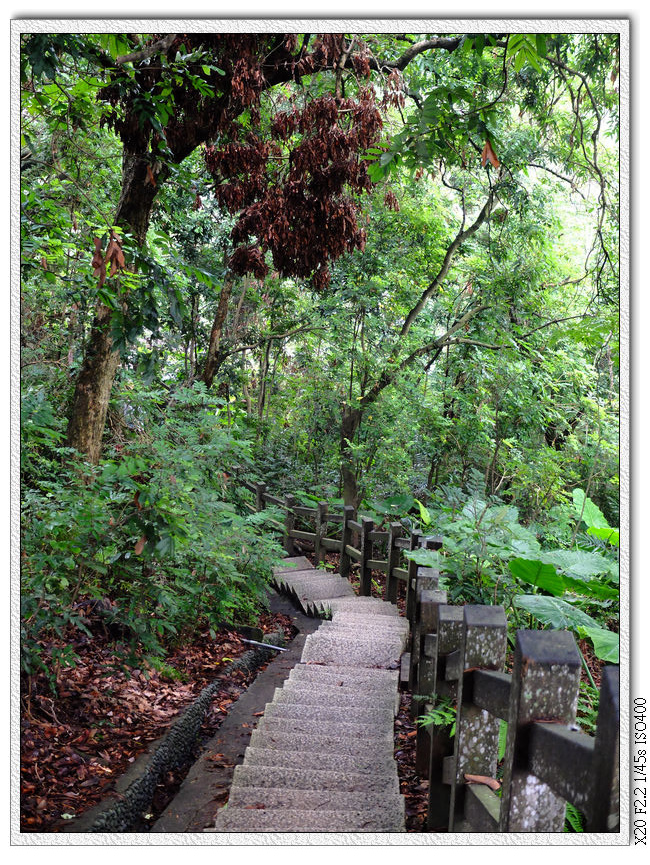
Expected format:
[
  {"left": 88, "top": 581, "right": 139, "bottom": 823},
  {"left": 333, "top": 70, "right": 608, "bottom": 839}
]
[
  {"left": 572, "top": 489, "right": 610, "bottom": 529},
  {"left": 414, "top": 498, "right": 432, "bottom": 526},
  {"left": 514, "top": 595, "right": 598, "bottom": 631},
  {"left": 577, "top": 626, "right": 619, "bottom": 663},
  {"left": 538, "top": 549, "right": 614, "bottom": 579},
  {"left": 509, "top": 558, "right": 565, "bottom": 596},
  {"left": 587, "top": 526, "right": 620, "bottom": 546},
  {"left": 404, "top": 547, "right": 440, "bottom": 567}
]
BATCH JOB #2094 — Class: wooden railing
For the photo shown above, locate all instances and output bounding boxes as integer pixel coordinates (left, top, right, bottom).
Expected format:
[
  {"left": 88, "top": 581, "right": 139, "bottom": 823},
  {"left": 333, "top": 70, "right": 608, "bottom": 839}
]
[
  {"left": 239, "top": 478, "right": 620, "bottom": 834},
  {"left": 410, "top": 582, "right": 620, "bottom": 833}
]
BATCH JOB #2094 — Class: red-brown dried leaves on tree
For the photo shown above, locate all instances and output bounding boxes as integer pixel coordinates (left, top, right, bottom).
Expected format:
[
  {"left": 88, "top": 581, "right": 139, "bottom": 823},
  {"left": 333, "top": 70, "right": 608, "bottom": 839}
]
[
  {"left": 384, "top": 190, "right": 400, "bottom": 212},
  {"left": 382, "top": 69, "right": 406, "bottom": 110},
  {"left": 206, "top": 87, "right": 383, "bottom": 290},
  {"left": 92, "top": 237, "right": 106, "bottom": 287},
  {"left": 481, "top": 139, "right": 500, "bottom": 169},
  {"left": 105, "top": 231, "right": 125, "bottom": 277},
  {"left": 92, "top": 232, "right": 125, "bottom": 288}
]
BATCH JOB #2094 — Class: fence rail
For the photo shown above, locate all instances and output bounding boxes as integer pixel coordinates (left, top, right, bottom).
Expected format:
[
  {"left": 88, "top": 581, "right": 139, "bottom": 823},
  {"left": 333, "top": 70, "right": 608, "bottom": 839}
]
[{"left": 238, "top": 474, "right": 620, "bottom": 834}]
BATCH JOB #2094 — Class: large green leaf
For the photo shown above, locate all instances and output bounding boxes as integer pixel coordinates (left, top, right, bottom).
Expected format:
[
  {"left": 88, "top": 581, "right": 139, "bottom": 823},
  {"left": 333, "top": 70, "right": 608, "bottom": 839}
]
[
  {"left": 509, "top": 558, "right": 565, "bottom": 596},
  {"left": 538, "top": 549, "right": 614, "bottom": 579},
  {"left": 371, "top": 493, "right": 415, "bottom": 515},
  {"left": 404, "top": 547, "right": 441, "bottom": 567},
  {"left": 572, "top": 489, "right": 610, "bottom": 529},
  {"left": 578, "top": 626, "right": 619, "bottom": 663},
  {"left": 587, "top": 526, "right": 620, "bottom": 547},
  {"left": 514, "top": 594, "right": 598, "bottom": 631}
]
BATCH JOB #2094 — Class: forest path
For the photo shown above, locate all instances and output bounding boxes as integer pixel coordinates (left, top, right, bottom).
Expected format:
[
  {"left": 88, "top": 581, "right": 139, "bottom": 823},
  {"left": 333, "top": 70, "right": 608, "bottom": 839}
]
[{"left": 208, "top": 556, "right": 408, "bottom": 833}]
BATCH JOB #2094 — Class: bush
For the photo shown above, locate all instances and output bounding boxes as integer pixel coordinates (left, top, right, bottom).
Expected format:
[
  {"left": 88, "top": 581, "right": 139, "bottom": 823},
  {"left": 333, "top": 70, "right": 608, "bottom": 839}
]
[{"left": 20, "top": 381, "right": 284, "bottom": 684}]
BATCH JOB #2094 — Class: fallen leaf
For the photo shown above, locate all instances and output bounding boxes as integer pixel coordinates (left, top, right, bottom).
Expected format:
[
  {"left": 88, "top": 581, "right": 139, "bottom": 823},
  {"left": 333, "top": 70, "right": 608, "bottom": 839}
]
[{"left": 464, "top": 773, "right": 501, "bottom": 791}]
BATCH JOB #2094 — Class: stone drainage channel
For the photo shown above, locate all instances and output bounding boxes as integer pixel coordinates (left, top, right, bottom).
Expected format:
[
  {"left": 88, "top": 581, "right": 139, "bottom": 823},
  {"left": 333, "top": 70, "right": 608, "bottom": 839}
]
[{"left": 157, "top": 555, "right": 410, "bottom": 835}]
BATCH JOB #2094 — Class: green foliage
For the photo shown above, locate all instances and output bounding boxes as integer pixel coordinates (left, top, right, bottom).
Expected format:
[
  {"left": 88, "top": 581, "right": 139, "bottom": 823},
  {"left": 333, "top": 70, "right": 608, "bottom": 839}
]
[
  {"left": 416, "top": 695, "right": 457, "bottom": 736},
  {"left": 20, "top": 380, "right": 283, "bottom": 683}
]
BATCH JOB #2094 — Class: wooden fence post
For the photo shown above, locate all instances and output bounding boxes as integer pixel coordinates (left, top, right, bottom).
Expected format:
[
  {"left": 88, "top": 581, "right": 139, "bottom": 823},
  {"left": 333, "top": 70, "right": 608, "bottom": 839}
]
[
  {"left": 414, "top": 587, "right": 448, "bottom": 772},
  {"left": 408, "top": 539, "right": 439, "bottom": 693},
  {"left": 284, "top": 494, "right": 297, "bottom": 556},
  {"left": 427, "top": 605, "right": 464, "bottom": 831},
  {"left": 586, "top": 665, "right": 620, "bottom": 831},
  {"left": 314, "top": 501, "right": 327, "bottom": 566},
  {"left": 448, "top": 605, "right": 507, "bottom": 832},
  {"left": 386, "top": 522, "right": 402, "bottom": 604},
  {"left": 498, "top": 629, "right": 581, "bottom": 832},
  {"left": 405, "top": 529, "right": 422, "bottom": 625},
  {"left": 358, "top": 516, "right": 374, "bottom": 596},
  {"left": 255, "top": 482, "right": 266, "bottom": 512},
  {"left": 339, "top": 505, "right": 354, "bottom": 580}
]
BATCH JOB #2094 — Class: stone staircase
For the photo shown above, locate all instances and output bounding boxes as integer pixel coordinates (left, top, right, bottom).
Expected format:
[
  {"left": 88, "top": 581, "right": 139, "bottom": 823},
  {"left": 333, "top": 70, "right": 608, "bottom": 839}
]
[{"left": 210, "top": 556, "right": 408, "bottom": 833}]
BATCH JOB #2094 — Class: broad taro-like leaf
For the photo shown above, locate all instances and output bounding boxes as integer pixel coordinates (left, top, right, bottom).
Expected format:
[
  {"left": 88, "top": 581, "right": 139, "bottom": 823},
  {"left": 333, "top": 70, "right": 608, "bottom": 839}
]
[
  {"left": 578, "top": 625, "right": 619, "bottom": 663},
  {"left": 587, "top": 526, "right": 620, "bottom": 547},
  {"left": 514, "top": 594, "right": 598, "bottom": 631},
  {"left": 572, "top": 488, "right": 610, "bottom": 529},
  {"left": 404, "top": 547, "right": 441, "bottom": 567},
  {"left": 508, "top": 558, "right": 565, "bottom": 596},
  {"left": 538, "top": 549, "right": 614, "bottom": 579}
]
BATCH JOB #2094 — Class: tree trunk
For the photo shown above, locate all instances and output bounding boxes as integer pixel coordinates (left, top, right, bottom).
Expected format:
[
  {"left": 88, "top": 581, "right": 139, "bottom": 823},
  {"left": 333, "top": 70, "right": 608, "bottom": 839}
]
[
  {"left": 340, "top": 405, "right": 363, "bottom": 508},
  {"left": 202, "top": 276, "right": 234, "bottom": 389},
  {"left": 65, "top": 303, "right": 122, "bottom": 464},
  {"left": 65, "top": 149, "right": 161, "bottom": 463}
]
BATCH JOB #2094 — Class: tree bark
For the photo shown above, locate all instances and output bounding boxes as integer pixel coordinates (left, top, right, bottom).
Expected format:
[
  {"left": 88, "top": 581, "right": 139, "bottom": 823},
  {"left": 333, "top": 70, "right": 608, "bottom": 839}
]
[
  {"left": 65, "top": 303, "right": 122, "bottom": 464},
  {"left": 201, "top": 276, "right": 234, "bottom": 389},
  {"left": 340, "top": 405, "right": 363, "bottom": 507},
  {"left": 65, "top": 149, "right": 162, "bottom": 463}
]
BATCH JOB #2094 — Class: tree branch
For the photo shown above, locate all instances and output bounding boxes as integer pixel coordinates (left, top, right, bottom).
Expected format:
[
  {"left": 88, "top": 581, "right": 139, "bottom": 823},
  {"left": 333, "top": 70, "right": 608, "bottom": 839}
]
[
  {"left": 116, "top": 34, "right": 177, "bottom": 66},
  {"left": 399, "top": 192, "right": 494, "bottom": 339}
]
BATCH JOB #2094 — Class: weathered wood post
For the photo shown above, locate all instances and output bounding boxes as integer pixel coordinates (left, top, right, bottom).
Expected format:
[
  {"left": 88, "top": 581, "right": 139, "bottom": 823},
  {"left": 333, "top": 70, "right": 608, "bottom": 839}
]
[
  {"left": 386, "top": 522, "right": 402, "bottom": 604},
  {"left": 358, "top": 516, "right": 374, "bottom": 596},
  {"left": 498, "top": 629, "right": 581, "bottom": 832},
  {"left": 427, "top": 605, "right": 464, "bottom": 831},
  {"left": 414, "top": 586, "right": 449, "bottom": 771},
  {"left": 408, "top": 538, "right": 440, "bottom": 693},
  {"left": 339, "top": 505, "right": 354, "bottom": 580},
  {"left": 448, "top": 605, "right": 507, "bottom": 832},
  {"left": 586, "top": 665, "right": 620, "bottom": 831},
  {"left": 255, "top": 482, "right": 266, "bottom": 512},
  {"left": 314, "top": 501, "right": 328, "bottom": 566},
  {"left": 405, "top": 529, "right": 422, "bottom": 625},
  {"left": 284, "top": 494, "right": 297, "bottom": 556}
]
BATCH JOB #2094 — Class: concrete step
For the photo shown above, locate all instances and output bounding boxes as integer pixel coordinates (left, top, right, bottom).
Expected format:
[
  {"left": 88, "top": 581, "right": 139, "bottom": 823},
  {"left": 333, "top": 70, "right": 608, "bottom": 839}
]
[
  {"left": 328, "top": 617, "right": 409, "bottom": 636},
  {"left": 314, "top": 597, "right": 399, "bottom": 616},
  {"left": 231, "top": 764, "right": 400, "bottom": 794},
  {"left": 242, "top": 747, "right": 398, "bottom": 777},
  {"left": 255, "top": 715, "right": 394, "bottom": 742},
  {"left": 262, "top": 701, "right": 395, "bottom": 727},
  {"left": 273, "top": 556, "right": 314, "bottom": 573},
  {"left": 331, "top": 611, "right": 409, "bottom": 627},
  {"left": 211, "top": 806, "right": 404, "bottom": 832},
  {"left": 276, "top": 570, "right": 343, "bottom": 586},
  {"left": 276, "top": 681, "right": 399, "bottom": 714},
  {"left": 274, "top": 570, "right": 344, "bottom": 591},
  {"left": 316, "top": 622, "right": 409, "bottom": 650},
  {"left": 289, "top": 663, "right": 400, "bottom": 687},
  {"left": 290, "top": 583, "right": 358, "bottom": 603},
  {"left": 223, "top": 785, "right": 405, "bottom": 816},
  {"left": 247, "top": 728, "right": 395, "bottom": 757},
  {"left": 301, "top": 633, "right": 403, "bottom": 668}
]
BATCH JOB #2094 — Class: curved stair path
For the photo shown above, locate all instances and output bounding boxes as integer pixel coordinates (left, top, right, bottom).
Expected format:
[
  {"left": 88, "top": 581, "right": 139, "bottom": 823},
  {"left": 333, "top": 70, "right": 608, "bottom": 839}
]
[{"left": 210, "top": 556, "right": 409, "bottom": 833}]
